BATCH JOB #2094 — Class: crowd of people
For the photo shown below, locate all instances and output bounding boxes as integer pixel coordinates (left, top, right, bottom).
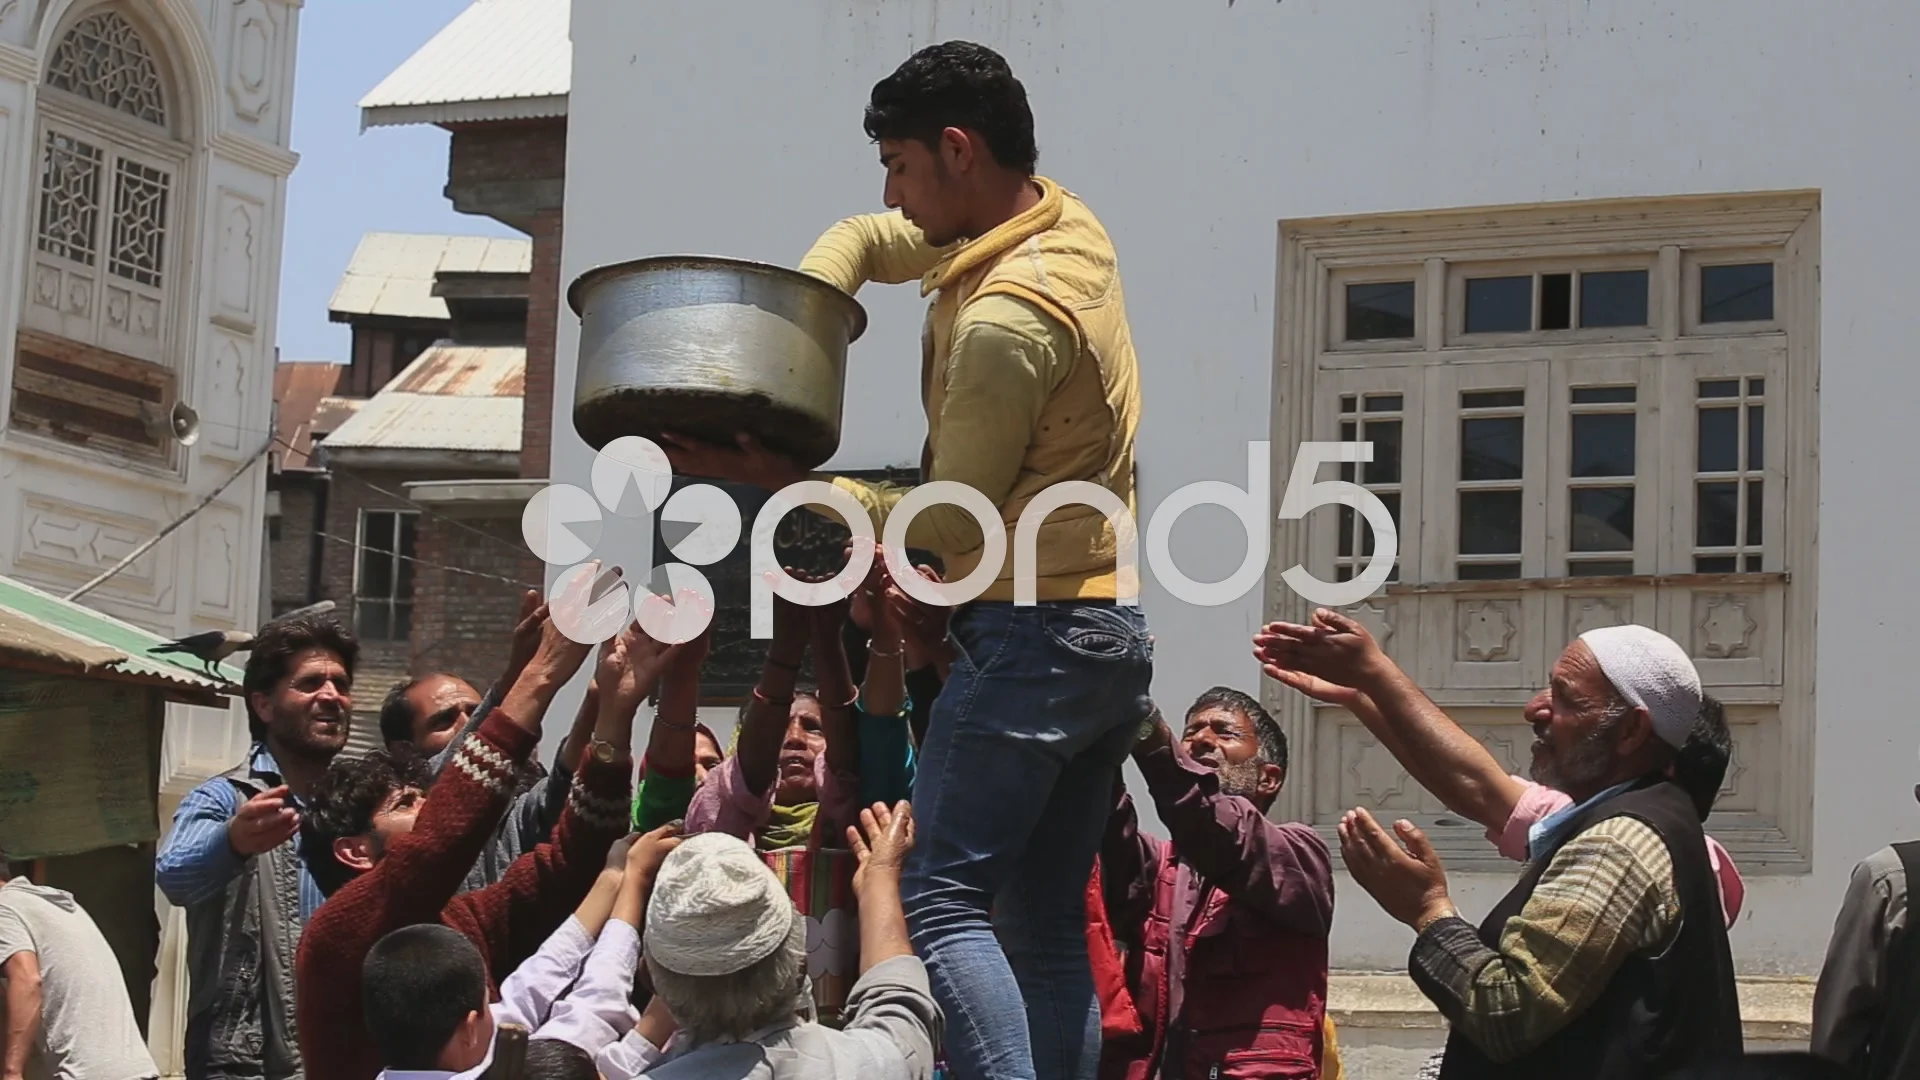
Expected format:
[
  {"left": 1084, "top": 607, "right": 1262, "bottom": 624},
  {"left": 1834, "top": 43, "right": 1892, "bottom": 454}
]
[{"left": 2, "top": 35, "right": 1909, "bottom": 1080}]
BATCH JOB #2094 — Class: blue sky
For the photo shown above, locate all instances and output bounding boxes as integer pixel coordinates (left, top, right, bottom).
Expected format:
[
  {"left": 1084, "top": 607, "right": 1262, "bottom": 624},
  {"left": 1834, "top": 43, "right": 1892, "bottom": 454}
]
[{"left": 276, "top": 0, "right": 518, "bottom": 363}]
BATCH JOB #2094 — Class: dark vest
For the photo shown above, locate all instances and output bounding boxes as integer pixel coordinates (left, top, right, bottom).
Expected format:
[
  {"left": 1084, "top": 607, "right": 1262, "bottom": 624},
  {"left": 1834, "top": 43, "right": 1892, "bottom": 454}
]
[
  {"left": 183, "top": 765, "right": 304, "bottom": 1080},
  {"left": 1438, "top": 778, "right": 1742, "bottom": 1080},
  {"left": 1864, "top": 841, "right": 1920, "bottom": 1080}
]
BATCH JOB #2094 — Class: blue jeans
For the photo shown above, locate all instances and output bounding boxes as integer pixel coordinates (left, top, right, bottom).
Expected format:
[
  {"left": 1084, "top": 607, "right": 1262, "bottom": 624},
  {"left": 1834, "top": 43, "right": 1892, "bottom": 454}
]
[{"left": 904, "top": 600, "right": 1154, "bottom": 1080}]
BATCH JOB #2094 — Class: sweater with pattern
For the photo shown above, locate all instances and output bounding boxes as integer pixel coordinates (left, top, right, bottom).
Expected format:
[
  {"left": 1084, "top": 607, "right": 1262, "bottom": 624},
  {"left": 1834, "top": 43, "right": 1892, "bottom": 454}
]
[{"left": 293, "top": 709, "right": 633, "bottom": 1080}]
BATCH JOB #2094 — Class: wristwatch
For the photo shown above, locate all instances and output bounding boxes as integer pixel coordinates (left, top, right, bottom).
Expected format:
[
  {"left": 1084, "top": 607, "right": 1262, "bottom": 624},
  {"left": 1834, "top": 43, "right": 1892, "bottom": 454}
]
[{"left": 588, "top": 736, "right": 624, "bottom": 765}]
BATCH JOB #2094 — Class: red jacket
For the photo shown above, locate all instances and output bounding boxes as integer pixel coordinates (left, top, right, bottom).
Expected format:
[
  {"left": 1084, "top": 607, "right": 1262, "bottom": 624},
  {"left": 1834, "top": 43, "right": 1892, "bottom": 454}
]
[
  {"left": 1098, "top": 745, "right": 1333, "bottom": 1080},
  {"left": 294, "top": 708, "right": 632, "bottom": 1080}
]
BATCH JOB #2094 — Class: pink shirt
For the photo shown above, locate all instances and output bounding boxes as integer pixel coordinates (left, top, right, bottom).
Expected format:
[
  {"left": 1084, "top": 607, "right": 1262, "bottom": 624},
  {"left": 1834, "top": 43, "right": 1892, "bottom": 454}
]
[
  {"left": 1493, "top": 778, "right": 1745, "bottom": 928},
  {"left": 685, "top": 752, "right": 859, "bottom": 846}
]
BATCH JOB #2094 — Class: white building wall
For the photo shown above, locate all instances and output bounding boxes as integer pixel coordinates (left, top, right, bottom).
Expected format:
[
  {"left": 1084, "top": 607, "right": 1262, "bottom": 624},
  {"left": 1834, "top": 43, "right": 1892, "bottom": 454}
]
[
  {"left": 0, "top": 0, "right": 298, "bottom": 1067},
  {"left": 562, "top": 0, "right": 1920, "bottom": 974}
]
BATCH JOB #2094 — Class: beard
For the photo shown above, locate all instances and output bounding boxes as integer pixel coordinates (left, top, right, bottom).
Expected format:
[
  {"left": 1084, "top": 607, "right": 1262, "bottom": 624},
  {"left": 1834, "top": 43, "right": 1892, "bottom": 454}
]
[
  {"left": 1530, "top": 714, "right": 1624, "bottom": 793},
  {"left": 270, "top": 703, "right": 348, "bottom": 761},
  {"left": 1216, "top": 758, "right": 1267, "bottom": 801}
]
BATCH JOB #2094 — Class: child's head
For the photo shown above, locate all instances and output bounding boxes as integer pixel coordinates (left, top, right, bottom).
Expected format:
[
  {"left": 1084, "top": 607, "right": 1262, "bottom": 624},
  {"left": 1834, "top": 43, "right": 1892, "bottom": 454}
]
[
  {"left": 362, "top": 925, "right": 491, "bottom": 1072},
  {"left": 526, "top": 1039, "right": 601, "bottom": 1080}
]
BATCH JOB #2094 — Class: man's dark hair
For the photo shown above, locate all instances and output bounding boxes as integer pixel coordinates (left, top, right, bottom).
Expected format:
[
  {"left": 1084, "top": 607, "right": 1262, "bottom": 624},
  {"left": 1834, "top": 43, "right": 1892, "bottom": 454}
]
[
  {"left": 243, "top": 614, "right": 359, "bottom": 742},
  {"left": 301, "top": 747, "right": 432, "bottom": 897},
  {"left": 379, "top": 677, "right": 428, "bottom": 747},
  {"left": 1187, "top": 687, "right": 1288, "bottom": 774},
  {"left": 1672, "top": 693, "right": 1732, "bottom": 821},
  {"left": 864, "top": 41, "right": 1038, "bottom": 174},
  {"left": 362, "top": 925, "right": 487, "bottom": 1070},
  {"left": 525, "top": 1039, "right": 597, "bottom": 1080}
]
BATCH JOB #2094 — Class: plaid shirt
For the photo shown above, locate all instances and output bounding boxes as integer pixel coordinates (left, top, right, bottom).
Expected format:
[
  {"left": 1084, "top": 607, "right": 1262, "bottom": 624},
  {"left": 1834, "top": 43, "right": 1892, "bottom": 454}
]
[{"left": 1411, "top": 815, "right": 1682, "bottom": 1063}]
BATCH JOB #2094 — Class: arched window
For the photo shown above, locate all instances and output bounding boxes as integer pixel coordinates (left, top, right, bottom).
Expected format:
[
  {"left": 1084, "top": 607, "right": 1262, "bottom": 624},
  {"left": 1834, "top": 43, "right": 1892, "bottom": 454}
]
[{"left": 24, "top": 7, "right": 182, "bottom": 371}]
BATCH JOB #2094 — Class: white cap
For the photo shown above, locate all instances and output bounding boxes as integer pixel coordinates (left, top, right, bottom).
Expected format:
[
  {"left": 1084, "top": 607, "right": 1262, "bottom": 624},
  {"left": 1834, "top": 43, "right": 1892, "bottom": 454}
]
[
  {"left": 1577, "top": 624, "right": 1703, "bottom": 750},
  {"left": 644, "top": 832, "right": 801, "bottom": 978}
]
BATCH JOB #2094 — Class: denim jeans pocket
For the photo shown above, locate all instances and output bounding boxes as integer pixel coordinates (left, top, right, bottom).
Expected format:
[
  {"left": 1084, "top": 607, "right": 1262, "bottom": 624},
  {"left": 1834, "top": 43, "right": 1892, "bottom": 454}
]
[
  {"left": 1040, "top": 603, "right": 1147, "bottom": 662},
  {"left": 948, "top": 604, "right": 1015, "bottom": 675}
]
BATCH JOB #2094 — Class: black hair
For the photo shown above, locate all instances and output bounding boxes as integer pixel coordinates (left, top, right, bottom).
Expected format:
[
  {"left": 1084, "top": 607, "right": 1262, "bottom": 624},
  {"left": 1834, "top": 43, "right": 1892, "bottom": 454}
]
[
  {"left": 243, "top": 614, "right": 359, "bottom": 742},
  {"left": 1673, "top": 692, "right": 1733, "bottom": 822},
  {"left": 864, "top": 41, "right": 1038, "bottom": 174},
  {"left": 1186, "top": 687, "right": 1288, "bottom": 774},
  {"left": 379, "top": 677, "right": 428, "bottom": 747},
  {"left": 362, "top": 925, "right": 488, "bottom": 1071},
  {"left": 301, "top": 747, "right": 432, "bottom": 897},
  {"left": 525, "top": 1039, "right": 597, "bottom": 1080}
]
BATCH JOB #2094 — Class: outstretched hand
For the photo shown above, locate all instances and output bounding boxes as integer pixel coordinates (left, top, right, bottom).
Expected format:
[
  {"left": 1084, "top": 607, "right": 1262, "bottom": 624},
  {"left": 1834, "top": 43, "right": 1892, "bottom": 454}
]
[
  {"left": 1337, "top": 807, "right": 1454, "bottom": 932},
  {"left": 1253, "top": 608, "right": 1387, "bottom": 693},
  {"left": 848, "top": 800, "right": 915, "bottom": 895}
]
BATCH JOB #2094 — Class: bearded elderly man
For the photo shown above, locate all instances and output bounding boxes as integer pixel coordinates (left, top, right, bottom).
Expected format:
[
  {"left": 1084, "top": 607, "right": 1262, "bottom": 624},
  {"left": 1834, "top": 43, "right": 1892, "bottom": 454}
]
[{"left": 1265, "top": 621, "right": 1743, "bottom": 1079}]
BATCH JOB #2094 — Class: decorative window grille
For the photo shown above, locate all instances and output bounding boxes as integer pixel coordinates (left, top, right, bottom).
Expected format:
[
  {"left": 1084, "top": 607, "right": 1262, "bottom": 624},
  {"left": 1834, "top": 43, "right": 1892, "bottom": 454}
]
[{"left": 43, "top": 10, "right": 167, "bottom": 126}]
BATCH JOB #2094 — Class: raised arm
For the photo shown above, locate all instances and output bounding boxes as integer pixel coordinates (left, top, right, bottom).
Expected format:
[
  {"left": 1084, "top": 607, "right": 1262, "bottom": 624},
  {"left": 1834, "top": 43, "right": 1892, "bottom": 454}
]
[
  {"left": 1132, "top": 705, "right": 1332, "bottom": 938},
  {"left": 494, "top": 838, "right": 632, "bottom": 1031},
  {"left": 736, "top": 595, "right": 809, "bottom": 799},
  {"left": 1257, "top": 610, "right": 1525, "bottom": 833},
  {"left": 632, "top": 629, "right": 708, "bottom": 832},
  {"left": 155, "top": 780, "right": 259, "bottom": 906},
  {"left": 1099, "top": 773, "right": 1166, "bottom": 949},
  {"left": 811, "top": 596, "right": 860, "bottom": 784}
]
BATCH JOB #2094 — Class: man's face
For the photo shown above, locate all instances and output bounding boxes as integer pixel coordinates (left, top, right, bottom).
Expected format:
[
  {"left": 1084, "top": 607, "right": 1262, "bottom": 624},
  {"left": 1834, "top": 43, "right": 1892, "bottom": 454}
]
[
  {"left": 368, "top": 785, "right": 424, "bottom": 855},
  {"left": 1182, "top": 706, "right": 1277, "bottom": 802},
  {"left": 880, "top": 136, "right": 969, "bottom": 247},
  {"left": 774, "top": 698, "right": 826, "bottom": 806},
  {"left": 403, "top": 675, "right": 481, "bottom": 756},
  {"left": 693, "top": 730, "right": 724, "bottom": 786},
  {"left": 259, "top": 647, "right": 351, "bottom": 760},
  {"left": 1526, "top": 642, "right": 1628, "bottom": 796}
]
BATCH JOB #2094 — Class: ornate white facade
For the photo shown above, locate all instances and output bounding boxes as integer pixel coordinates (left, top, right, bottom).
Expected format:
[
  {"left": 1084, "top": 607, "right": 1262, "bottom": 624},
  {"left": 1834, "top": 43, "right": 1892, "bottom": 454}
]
[{"left": 0, "top": 1, "right": 297, "bottom": 1063}]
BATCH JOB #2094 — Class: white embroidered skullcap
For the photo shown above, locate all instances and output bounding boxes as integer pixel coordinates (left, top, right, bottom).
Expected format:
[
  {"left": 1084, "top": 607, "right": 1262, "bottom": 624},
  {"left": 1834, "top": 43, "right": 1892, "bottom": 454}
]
[
  {"left": 644, "top": 832, "right": 802, "bottom": 978},
  {"left": 1577, "top": 624, "right": 1702, "bottom": 750}
]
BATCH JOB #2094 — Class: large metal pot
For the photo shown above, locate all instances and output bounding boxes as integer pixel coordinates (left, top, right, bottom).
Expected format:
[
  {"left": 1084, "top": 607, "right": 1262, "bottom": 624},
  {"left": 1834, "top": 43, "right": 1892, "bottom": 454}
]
[{"left": 567, "top": 255, "right": 868, "bottom": 469}]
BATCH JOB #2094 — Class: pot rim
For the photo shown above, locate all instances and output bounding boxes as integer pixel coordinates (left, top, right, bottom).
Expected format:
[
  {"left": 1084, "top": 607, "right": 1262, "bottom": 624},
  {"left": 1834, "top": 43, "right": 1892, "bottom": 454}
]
[{"left": 566, "top": 254, "right": 869, "bottom": 343}]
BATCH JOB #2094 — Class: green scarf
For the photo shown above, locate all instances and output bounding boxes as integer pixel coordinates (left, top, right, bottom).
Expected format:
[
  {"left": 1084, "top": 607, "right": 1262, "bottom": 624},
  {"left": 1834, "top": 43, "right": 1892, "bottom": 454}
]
[{"left": 760, "top": 802, "right": 819, "bottom": 851}]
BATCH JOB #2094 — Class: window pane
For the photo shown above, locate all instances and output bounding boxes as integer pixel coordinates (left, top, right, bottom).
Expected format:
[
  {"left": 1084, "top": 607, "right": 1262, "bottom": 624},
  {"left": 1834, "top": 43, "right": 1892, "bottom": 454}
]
[
  {"left": 1362, "top": 420, "right": 1401, "bottom": 485},
  {"left": 1461, "top": 416, "right": 1524, "bottom": 481},
  {"left": 356, "top": 601, "right": 391, "bottom": 641},
  {"left": 1572, "top": 386, "right": 1636, "bottom": 405},
  {"left": 1570, "top": 487, "right": 1634, "bottom": 552},
  {"left": 1747, "top": 378, "right": 1765, "bottom": 396},
  {"left": 1747, "top": 404, "right": 1764, "bottom": 470},
  {"left": 1340, "top": 394, "right": 1357, "bottom": 413},
  {"left": 1701, "top": 263, "right": 1774, "bottom": 324},
  {"left": 393, "top": 602, "right": 413, "bottom": 642},
  {"left": 1338, "top": 505, "right": 1354, "bottom": 558},
  {"left": 1465, "top": 276, "right": 1532, "bottom": 333},
  {"left": 1698, "top": 379, "right": 1741, "bottom": 399},
  {"left": 37, "top": 131, "right": 102, "bottom": 265},
  {"left": 1364, "top": 394, "right": 1403, "bottom": 412},
  {"left": 1569, "top": 559, "right": 1636, "bottom": 577},
  {"left": 1697, "top": 408, "right": 1740, "bottom": 472},
  {"left": 1745, "top": 554, "right": 1763, "bottom": 572},
  {"left": 1458, "top": 562, "right": 1521, "bottom": 580},
  {"left": 1695, "top": 556, "right": 1737, "bottom": 573},
  {"left": 358, "top": 521, "right": 393, "bottom": 598},
  {"left": 108, "top": 158, "right": 170, "bottom": 287},
  {"left": 1746, "top": 479, "right": 1763, "bottom": 546},
  {"left": 1359, "top": 493, "right": 1401, "bottom": 560},
  {"left": 1540, "top": 273, "right": 1572, "bottom": 330},
  {"left": 1459, "top": 490, "right": 1522, "bottom": 554},
  {"left": 1346, "top": 282, "right": 1417, "bottom": 340},
  {"left": 1579, "top": 270, "right": 1650, "bottom": 328},
  {"left": 1572, "top": 413, "right": 1636, "bottom": 478},
  {"left": 1462, "top": 390, "right": 1525, "bottom": 410},
  {"left": 1696, "top": 482, "right": 1740, "bottom": 547}
]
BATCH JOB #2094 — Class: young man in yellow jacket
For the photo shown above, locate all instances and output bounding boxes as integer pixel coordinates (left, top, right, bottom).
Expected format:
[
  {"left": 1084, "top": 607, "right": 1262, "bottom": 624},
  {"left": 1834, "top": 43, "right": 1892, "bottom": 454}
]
[{"left": 661, "top": 41, "right": 1153, "bottom": 1080}]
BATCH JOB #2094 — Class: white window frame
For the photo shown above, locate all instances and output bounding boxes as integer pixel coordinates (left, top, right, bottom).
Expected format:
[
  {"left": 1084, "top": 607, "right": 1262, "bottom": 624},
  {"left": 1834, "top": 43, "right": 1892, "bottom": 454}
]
[
  {"left": 353, "top": 509, "right": 419, "bottom": 643},
  {"left": 1271, "top": 192, "right": 1820, "bottom": 873}
]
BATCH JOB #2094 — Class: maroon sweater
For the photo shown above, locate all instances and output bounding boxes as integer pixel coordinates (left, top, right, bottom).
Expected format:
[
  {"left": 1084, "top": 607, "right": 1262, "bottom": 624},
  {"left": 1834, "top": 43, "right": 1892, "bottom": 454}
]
[{"left": 294, "top": 708, "right": 632, "bottom": 1080}]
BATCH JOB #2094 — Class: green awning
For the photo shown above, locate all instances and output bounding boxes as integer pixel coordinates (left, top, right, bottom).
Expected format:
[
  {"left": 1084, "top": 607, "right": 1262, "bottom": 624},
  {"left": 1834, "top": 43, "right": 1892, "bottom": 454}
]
[{"left": 0, "top": 574, "right": 243, "bottom": 697}]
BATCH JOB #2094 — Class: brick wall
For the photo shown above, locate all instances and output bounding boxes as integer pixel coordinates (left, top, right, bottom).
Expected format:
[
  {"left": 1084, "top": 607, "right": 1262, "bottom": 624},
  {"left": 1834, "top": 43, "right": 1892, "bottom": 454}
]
[
  {"left": 447, "top": 122, "right": 566, "bottom": 191},
  {"left": 523, "top": 208, "right": 562, "bottom": 482},
  {"left": 411, "top": 511, "right": 531, "bottom": 697},
  {"left": 267, "top": 478, "right": 319, "bottom": 613}
]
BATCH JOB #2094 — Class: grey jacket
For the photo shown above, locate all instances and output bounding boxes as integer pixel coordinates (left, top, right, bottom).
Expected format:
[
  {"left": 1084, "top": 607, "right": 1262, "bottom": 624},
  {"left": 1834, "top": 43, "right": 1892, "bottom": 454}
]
[{"left": 183, "top": 766, "right": 303, "bottom": 1080}]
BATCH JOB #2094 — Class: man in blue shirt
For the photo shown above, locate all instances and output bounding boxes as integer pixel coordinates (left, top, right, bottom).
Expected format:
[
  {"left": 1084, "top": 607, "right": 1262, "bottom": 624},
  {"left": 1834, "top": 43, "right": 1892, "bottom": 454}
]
[{"left": 155, "top": 614, "right": 357, "bottom": 1080}]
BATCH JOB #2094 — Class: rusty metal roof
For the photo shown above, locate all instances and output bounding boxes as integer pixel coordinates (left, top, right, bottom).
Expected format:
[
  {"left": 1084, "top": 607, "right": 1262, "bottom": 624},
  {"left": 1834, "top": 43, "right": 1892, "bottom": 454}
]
[
  {"left": 272, "top": 361, "right": 347, "bottom": 472},
  {"left": 0, "top": 575, "right": 242, "bottom": 698},
  {"left": 359, "top": 0, "right": 569, "bottom": 129},
  {"left": 329, "top": 233, "right": 532, "bottom": 323},
  {"left": 319, "top": 344, "right": 525, "bottom": 455}
]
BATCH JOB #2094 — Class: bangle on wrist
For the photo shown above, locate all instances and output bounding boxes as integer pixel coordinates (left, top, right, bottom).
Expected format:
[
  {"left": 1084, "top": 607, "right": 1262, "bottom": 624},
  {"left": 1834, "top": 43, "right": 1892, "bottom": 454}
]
[
  {"left": 868, "top": 643, "right": 902, "bottom": 659},
  {"left": 752, "top": 685, "right": 794, "bottom": 706},
  {"left": 653, "top": 717, "right": 695, "bottom": 731}
]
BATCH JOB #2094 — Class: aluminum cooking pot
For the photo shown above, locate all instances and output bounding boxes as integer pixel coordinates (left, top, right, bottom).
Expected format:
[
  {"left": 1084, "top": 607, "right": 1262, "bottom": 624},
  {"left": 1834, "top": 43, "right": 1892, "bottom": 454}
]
[{"left": 567, "top": 255, "right": 868, "bottom": 470}]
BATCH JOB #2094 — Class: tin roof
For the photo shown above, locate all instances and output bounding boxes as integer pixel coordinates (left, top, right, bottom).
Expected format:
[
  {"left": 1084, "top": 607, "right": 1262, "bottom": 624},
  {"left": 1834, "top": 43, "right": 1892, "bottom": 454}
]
[
  {"left": 0, "top": 575, "right": 243, "bottom": 697},
  {"left": 329, "top": 233, "right": 533, "bottom": 323},
  {"left": 359, "top": 0, "right": 569, "bottom": 130},
  {"left": 319, "top": 344, "right": 525, "bottom": 455},
  {"left": 272, "top": 361, "right": 346, "bottom": 472}
]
